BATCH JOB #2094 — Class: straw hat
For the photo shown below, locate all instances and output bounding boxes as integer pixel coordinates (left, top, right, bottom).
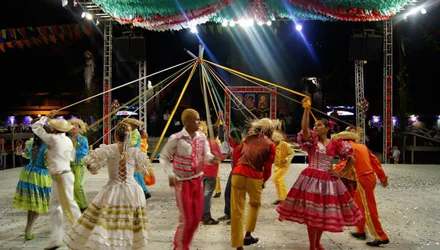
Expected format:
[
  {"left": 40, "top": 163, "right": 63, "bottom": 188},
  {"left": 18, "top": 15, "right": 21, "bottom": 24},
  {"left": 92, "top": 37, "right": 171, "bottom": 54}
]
[
  {"left": 271, "top": 130, "right": 286, "bottom": 142},
  {"left": 199, "top": 121, "right": 208, "bottom": 135},
  {"left": 48, "top": 118, "right": 74, "bottom": 133},
  {"left": 250, "top": 118, "right": 281, "bottom": 132},
  {"left": 69, "top": 118, "right": 88, "bottom": 134},
  {"left": 124, "top": 118, "right": 144, "bottom": 127},
  {"left": 331, "top": 131, "right": 360, "bottom": 143}
]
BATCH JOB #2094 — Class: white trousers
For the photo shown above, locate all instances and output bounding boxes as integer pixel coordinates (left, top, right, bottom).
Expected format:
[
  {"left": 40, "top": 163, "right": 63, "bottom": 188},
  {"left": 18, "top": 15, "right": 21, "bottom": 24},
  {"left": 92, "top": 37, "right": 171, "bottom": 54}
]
[{"left": 48, "top": 171, "right": 81, "bottom": 247}]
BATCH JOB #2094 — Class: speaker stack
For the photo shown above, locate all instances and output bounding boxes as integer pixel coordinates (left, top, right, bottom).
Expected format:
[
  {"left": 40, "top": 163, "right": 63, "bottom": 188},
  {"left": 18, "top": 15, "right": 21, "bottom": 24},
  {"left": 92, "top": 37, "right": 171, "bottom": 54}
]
[
  {"left": 114, "top": 36, "right": 146, "bottom": 61},
  {"left": 349, "top": 34, "right": 382, "bottom": 61}
]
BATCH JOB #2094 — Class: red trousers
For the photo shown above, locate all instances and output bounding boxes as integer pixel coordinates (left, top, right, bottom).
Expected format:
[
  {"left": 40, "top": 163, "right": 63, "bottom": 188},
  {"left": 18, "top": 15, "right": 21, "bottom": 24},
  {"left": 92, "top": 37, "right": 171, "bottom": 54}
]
[
  {"left": 354, "top": 174, "right": 388, "bottom": 241},
  {"left": 174, "top": 176, "right": 204, "bottom": 250}
]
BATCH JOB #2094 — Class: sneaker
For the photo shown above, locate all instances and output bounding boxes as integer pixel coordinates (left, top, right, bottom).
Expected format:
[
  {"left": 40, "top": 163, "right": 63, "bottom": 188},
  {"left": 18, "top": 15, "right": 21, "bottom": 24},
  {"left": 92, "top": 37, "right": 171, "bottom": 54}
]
[
  {"left": 243, "top": 236, "right": 259, "bottom": 246},
  {"left": 213, "top": 192, "right": 221, "bottom": 198},
  {"left": 218, "top": 214, "right": 230, "bottom": 221},
  {"left": 202, "top": 217, "right": 219, "bottom": 225}
]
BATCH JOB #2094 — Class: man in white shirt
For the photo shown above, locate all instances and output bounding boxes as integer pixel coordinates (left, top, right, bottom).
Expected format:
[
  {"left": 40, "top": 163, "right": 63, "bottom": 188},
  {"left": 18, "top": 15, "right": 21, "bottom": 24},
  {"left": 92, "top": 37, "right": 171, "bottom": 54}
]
[
  {"left": 32, "top": 111, "right": 81, "bottom": 250},
  {"left": 160, "top": 108, "right": 220, "bottom": 250}
]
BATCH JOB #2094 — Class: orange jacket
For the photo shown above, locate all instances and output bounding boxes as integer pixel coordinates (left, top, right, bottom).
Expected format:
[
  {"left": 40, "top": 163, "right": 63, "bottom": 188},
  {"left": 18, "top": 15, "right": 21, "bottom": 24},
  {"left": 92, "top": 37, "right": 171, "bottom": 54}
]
[{"left": 335, "top": 141, "right": 387, "bottom": 183}]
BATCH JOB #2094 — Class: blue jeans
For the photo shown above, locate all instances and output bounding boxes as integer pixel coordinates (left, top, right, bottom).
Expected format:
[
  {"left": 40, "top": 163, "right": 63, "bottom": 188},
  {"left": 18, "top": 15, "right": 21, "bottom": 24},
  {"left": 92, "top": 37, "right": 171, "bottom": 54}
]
[
  {"left": 224, "top": 171, "right": 232, "bottom": 217},
  {"left": 202, "top": 176, "right": 217, "bottom": 220}
]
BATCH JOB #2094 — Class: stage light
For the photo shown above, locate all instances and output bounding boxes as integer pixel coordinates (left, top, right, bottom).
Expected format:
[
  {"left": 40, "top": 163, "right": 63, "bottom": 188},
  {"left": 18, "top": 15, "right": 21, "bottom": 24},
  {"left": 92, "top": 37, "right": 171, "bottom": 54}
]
[
  {"left": 257, "top": 21, "right": 264, "bottom": 26},
  {"left": 190, "top": 26, "right": 198, "bottom": 34},
  {"left": 420, "top": 8, "right": 427, "bottom": 14},
  {"left": 229, "top": 21, "right": 236, "bottom": 27},
  {"left": 266, "top": 20, "right": 272, "bottom": 26},
  {"left": 295, "top": 24, "right": 303, "bottom": 31},
  {"left": 81, "top": 12, "right": 93, "bottom": 20},
  {"left": 222, "top": 20, "right": 228, "bottom": 27}
]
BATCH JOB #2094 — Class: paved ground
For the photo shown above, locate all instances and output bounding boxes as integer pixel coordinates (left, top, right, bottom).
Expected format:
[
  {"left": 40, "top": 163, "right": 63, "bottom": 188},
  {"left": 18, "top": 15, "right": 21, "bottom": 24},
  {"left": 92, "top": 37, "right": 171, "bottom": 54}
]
[{"left": 0, "top": 163, "right": 439, "bottom": 250}]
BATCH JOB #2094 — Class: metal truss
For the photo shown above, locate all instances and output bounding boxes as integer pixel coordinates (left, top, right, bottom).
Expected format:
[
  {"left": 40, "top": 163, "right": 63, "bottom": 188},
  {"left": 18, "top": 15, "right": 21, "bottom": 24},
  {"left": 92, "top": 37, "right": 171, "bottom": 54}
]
[
  {"left": 138, "top": 61, "right": 147, "bottom": 130},
  {"left": 383, "top": 19, "right": 393, "bottom": 162},
  {"left": 355, "top": 60, "right": 366, "bottom": 144},
  {"left": 102, "top": 22, "right": 112, "bottom": 144}
]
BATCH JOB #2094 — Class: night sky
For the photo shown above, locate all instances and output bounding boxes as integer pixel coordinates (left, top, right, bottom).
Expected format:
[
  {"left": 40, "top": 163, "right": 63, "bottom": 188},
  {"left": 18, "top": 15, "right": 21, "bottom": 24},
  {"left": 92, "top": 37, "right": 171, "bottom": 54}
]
[{"left": 1, "top": 0, "right": 439, "bottom": 120}]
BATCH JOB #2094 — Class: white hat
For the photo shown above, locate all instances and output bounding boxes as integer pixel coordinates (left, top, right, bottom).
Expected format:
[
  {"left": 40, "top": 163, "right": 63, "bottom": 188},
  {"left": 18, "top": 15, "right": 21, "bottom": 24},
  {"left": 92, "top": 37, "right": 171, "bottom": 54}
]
[
  {"left": 250, "top": 118, "right": 281, "bottom": 132},
  {"left": 271, "top": 130, "right": 286, "bottom": 142},
  {"left": 69, "top": 118, "right": 88, "bottom": 134},
  {"left": 49, "top": 118, "right": 74, "bottom": 133},
  {"left": 331, "top": 131, "right": 360, "bottom": 143}
]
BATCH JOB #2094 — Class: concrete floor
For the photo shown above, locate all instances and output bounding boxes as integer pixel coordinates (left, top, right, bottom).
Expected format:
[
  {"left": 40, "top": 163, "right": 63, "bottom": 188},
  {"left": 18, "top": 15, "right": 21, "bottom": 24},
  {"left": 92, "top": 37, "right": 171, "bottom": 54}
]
[{"left": 0, "top": 163, "right": 439, "bottom": 250}]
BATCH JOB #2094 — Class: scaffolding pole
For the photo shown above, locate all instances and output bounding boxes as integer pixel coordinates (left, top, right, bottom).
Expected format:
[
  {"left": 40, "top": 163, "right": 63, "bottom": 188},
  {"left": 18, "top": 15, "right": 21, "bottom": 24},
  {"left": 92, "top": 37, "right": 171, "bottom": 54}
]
[
  {"left": 383, "top": 19, "right": 393, "bottom": 162},
  {"left": 139, "top": 61, "right": 147, "bottom": 130},
  {"left": 103, "top": 22, "right": 112, "bottom": 144},
  {"left": 355, "top": 60, "right": 366, "bottom": 144}
]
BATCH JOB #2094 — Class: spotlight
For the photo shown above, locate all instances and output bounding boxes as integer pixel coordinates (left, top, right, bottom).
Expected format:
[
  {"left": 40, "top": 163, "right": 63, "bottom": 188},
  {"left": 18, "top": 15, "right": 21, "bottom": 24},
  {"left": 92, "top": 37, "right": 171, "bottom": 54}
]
[
  {"left": 222, "top": 20, "right": 228, "bottom": 27},
  {"left": 266, "top": 20, "right": 272, "bottom": 26},
  {"left": 85, "top": 12, "right": 93, "bottom": 20},
  {"left": 190, "top": 26, "right": 198, "bottom": 34},
  {"left": 229, "top": 21, "right": 235, "bottom": 27},
  {"left": 257, "top": 21, "right": 264, "bottom": 26},
  {"left": 295, "top": 24, "right": 303, "bottom": 31},
  {"left": 420, "top": 8, "right": 427, "bottom": 14}
]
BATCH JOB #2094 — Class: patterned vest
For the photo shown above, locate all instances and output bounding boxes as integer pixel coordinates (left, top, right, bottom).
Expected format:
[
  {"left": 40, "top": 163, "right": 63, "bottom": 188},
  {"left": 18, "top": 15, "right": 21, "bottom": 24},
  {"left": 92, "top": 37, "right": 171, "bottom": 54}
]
[{"left": 172, "top": 132, "right": 206, "bottom": 179}]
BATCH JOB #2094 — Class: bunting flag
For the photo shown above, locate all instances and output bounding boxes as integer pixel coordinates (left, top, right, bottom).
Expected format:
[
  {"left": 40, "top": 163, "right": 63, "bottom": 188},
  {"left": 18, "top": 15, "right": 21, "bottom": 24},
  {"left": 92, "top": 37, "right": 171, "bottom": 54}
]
[{"left": 0, "top": 22, "right": 96, "bottom": 52}]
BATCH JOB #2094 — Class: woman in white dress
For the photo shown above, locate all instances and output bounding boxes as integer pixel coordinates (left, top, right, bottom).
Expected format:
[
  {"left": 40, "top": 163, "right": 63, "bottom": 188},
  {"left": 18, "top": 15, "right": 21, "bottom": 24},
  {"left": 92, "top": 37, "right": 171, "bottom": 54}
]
[{"left": 64, "top": 122, "right": 150, "bottom": 250}]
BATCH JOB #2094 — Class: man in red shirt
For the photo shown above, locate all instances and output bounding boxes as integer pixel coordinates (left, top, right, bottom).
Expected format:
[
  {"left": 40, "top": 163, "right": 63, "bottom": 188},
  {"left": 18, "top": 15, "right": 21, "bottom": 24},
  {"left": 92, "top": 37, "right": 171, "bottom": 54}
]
[{"left": 230, "top": 118, "right": 278, "bottom": 250}]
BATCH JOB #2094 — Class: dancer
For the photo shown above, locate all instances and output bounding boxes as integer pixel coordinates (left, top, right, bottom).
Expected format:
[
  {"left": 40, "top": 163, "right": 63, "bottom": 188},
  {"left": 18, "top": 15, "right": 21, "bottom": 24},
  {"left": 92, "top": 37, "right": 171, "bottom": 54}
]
[
  {"left": 140, "top": 129, "right": 149, "bottom": 154},
  {"left": 68, "top": 118, "right": 90, "bottom": 212},
  {"left": 213, "top": 111, "right": 224, "bottom": 198},
  {"left": 160, "top": 108, "right": 220, "bottom": 250},
  {"left": 271, "top": 130, "right": 295, "bottom": 205},
  {"left": 31, "top": 111, "right": 81, "bottom": 250},
  {"left": 125, "top": 118, "right": 152, "bottom": 200},
  {"left": 199, "top": 124, "right": 225, "bottom": 225},
  {"left": 65, "top": 122, "right": 150, "bottom": 249},
  {"left": 218, "top": 129, "right": 242, "bottom": 224},
  {"left": 230, "top": 118, "right": 277, "bottom": 250},
  {"left": 13, "top": 125, "right": 52, "bottom": 240},
  {"left": 276, "top": 97, "right": 362, "bottom": 250},
  {"left": 331, "top": 130, "right": 390, "bottom": 247}
]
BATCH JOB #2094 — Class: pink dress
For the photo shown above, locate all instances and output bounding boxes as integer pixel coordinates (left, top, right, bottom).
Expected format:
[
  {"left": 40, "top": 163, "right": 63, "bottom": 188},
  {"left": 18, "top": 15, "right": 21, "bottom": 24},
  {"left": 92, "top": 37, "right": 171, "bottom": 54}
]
[{"left": 276, "top": 130, "right": 362, "bottom": 232}]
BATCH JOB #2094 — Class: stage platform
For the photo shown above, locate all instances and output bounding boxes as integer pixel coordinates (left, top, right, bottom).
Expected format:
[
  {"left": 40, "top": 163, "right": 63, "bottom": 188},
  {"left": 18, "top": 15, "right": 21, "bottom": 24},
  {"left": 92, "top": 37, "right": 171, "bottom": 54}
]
[{"left": 0, "top": 163, "right": 439, "bottom": 249}]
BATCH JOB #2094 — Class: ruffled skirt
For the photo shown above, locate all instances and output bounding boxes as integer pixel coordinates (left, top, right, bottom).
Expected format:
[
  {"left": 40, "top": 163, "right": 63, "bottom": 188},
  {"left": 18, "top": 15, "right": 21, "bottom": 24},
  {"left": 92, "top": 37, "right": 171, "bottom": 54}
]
[
  {"left": 65, "top": 183, "right": 148, "bottom": 250},
  {"left": 276, "top": 167, "right": 362, "bottom": 232},
  {"left": 13, "top": 164, "right": 52, "bottom": 213}
]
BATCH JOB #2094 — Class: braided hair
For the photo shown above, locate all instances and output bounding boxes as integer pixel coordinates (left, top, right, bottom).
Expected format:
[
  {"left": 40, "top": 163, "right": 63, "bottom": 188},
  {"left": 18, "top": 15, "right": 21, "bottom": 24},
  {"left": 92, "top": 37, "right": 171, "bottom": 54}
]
[
  {"left": 32, "top": 125, "right": 51, "bottom": 162},
  {"left": 114, "top": 122, "right": 132, "bottom": 169}
]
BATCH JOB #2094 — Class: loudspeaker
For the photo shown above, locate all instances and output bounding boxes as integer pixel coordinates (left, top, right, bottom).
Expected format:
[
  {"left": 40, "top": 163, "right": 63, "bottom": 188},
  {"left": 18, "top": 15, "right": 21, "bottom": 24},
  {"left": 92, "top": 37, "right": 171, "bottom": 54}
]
[
  {"left": 130, "top": 37, "right": 146, "bottom": 61},
  {"left": 114, "top": 37, "right": 132, "bottom": 61},
  {"left": 349, "top": 34, "right": 382, "bottom": 61}
]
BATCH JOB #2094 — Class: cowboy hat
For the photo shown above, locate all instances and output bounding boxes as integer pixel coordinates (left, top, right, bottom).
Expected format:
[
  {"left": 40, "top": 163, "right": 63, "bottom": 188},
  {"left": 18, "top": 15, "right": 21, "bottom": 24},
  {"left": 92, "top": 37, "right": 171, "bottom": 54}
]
[
  {"left": 250, "top": 118, "right": 281, "bottom": 132},
  {"left": 124, "top": 118, "right": 144, "bottom": 127},
  {"left": 331, "top": 131, "right": 360, "bottom": 143},
  {"left": 271, "top": 130, "right": 286, "bottom": 142},
  {"left": 69, "top": 118, "right": 88, "bottom": 134},
  {"left": 49, "top": 118, "right": 74, "bottom": 133}
]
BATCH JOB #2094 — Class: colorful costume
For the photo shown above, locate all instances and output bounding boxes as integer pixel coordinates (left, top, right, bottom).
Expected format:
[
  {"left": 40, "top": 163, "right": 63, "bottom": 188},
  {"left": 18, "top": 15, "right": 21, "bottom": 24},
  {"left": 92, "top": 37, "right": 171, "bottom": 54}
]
[
  {"left": 214, "top": 138, "right": 222, "bottom": 196},
  {"left": 230, "top": 133, "right": 276, "bottom": 247},
  {"left": 13, "top": 139, "right": 52, "bottom": 213},
  {"left": 344, "top": 140, "right": 389, "bottom": 243},
  {"left": 202, "top": 138, "right": 223, "bottom": 223},
  {"left": 70, "top": 133, "right": 89, "bottom": 210},
  {"left": 272, "top": 140, "right": 295, "bottom": 202},
  {"left": 131, "top": 128, "right": 150, "bottom": 197},
  {"left": 276, "top": 130, "right": 362, "bottom": 232},
  {"left": 65, "top": 144, "right": 150, "bottom": 249},
  {"left": 160, "top": 128, "right": 214, "bottom": 250},
  {"left": 32, "top": 116, "right": 81, "bottom": 249}
]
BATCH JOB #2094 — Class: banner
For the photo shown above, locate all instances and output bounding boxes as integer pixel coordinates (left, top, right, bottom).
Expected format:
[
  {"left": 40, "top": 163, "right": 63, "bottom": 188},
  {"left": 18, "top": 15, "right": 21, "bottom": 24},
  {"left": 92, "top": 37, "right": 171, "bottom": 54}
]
[{"left": 0, "top": 22, "right": 96, "bottom": 52}]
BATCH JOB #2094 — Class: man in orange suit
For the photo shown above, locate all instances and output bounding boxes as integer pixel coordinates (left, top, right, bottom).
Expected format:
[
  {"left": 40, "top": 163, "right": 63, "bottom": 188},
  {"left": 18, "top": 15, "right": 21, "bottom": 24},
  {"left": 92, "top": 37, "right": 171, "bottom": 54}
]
[{"left": 332, "top": 130, "right": 390, "bottom": 247}]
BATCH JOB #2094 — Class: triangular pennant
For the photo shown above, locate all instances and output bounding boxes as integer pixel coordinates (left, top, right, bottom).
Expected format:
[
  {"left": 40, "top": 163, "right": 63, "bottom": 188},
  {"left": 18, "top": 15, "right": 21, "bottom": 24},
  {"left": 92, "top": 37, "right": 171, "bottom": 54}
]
[
  {"left": 31, "top": 37, "right": 41, "bottom": 46},
  {"left": 170, "top": 30, "right": 174, "bottom": 35},
  {"left": 201, "top": 25, "right": 207, "bottom": 33},
  {"left": 49, "top": 34, "right": 56, "bottom": 43},
  {"left": 18, "top": 27, "right": 27, "bottom": 37},
  {"left": 208, "top": 24, "right": 214, "bottom": 34},
  {"left": 0, "top": 29, "right": 5, "bottom": 39},
  {"left": 6, "top": 41, "right": 13, "bottom": 48},
  {"left": 0, "top": 43, "right": 4, "bottom": 52},
  {"left": 217, "top": 25, "right": 222, "bottom": 34},
  {"left": 7, "top": 28, "right": 16, "bottom": 39},
  {"left": 27, "top": 26, "right": 34, "bottom": 31},
  {"left": 58, "top": 33, "right": 66, "bottom": 42},
  {"left": 41, "top": 26, "right": 48, "bottom": 35},
  {"left": 23, "top": 39, "right": 31, "bottom": 48},
  {"left": 51, "top": 25, "right": 58, "bottom": 34},
  {"left": 15, "top": 40, "right": 24, "bottom": 49},
  {"left": 41, "top": 36, "right": 49, "bottom": 44}
]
